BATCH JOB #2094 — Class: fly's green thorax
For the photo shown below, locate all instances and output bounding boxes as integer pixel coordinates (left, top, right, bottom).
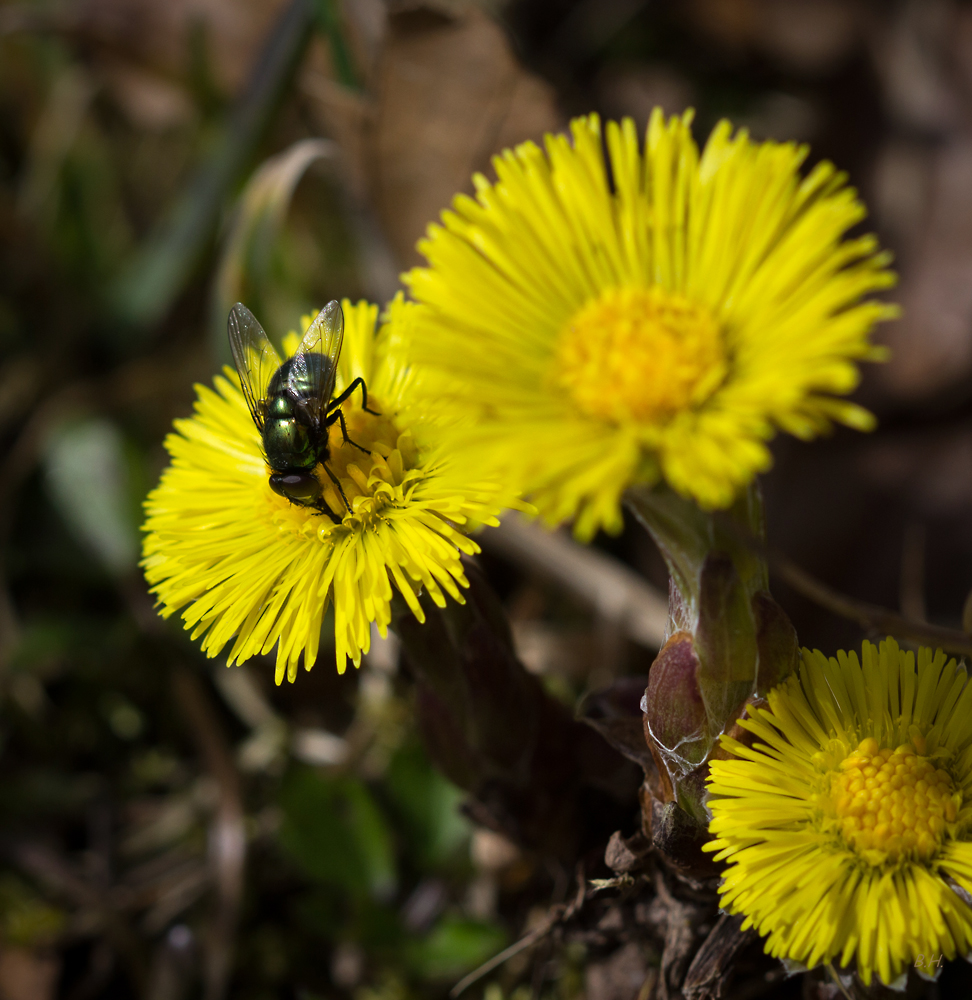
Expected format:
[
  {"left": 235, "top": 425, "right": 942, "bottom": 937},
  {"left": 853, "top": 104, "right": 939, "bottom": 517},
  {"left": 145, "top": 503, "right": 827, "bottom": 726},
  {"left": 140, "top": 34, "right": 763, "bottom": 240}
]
[
  {"left": 262, "top": 355, "right": 334, "bottom": 472},
  {"left": 269, "top": 355, "right": 329, "bottom": 405}
]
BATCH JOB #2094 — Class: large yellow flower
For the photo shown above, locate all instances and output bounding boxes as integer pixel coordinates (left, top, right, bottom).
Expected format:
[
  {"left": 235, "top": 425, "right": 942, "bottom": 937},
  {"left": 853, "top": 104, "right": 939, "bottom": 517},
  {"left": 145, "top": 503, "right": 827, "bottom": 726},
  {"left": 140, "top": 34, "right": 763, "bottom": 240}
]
[
  {"left": 142, "top": 298, "right": 515, "bottom": 682},
  {"left": 706, "top": 638, "right": 972, "bottom": 987},
  {"left": 404, "top": 111, "right": 897, "bottom": 540}
]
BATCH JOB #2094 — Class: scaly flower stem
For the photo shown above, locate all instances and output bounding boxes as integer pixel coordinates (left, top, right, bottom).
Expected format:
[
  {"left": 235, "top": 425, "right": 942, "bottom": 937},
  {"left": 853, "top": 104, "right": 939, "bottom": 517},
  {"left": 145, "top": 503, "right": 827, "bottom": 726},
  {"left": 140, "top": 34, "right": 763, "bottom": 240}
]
[
  {"left": 391, "top": 559, "right": 639, "bottom": 862},
  {"left": 624, "top": 481, "right": 798, "bottom": 862}
]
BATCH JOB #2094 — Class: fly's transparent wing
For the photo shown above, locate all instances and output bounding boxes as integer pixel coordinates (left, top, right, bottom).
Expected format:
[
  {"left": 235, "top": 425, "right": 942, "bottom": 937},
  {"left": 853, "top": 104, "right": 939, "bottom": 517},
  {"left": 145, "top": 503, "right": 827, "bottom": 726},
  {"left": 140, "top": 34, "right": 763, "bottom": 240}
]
[
  {"left": 287, "top": 300, "right": 343, "bottom": 427},
  {"left": 227, "top": 303, "right": 282, "bottom": 431}
]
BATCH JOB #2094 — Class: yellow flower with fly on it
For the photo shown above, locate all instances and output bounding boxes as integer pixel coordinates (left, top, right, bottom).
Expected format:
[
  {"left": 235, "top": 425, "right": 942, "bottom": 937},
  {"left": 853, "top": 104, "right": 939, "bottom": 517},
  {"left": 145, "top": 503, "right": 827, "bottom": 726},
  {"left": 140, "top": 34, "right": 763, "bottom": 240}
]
[
  {"left": 142, "top": 297, "right": 517, "bottom": 682},
  {"left": 404, "top": 111, "right": 898, "bottom": 541},
  {"left": 705, "top": 638, "right": 972, "bottom": 987}
]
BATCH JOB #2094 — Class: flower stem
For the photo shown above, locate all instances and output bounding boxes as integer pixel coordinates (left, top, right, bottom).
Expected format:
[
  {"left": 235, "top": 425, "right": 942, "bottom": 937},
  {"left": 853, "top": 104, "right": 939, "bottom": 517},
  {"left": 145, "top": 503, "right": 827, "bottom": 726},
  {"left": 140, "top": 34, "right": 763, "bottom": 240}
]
[{"left": 391, "top": 559, "right": 640, "bottom": 861}]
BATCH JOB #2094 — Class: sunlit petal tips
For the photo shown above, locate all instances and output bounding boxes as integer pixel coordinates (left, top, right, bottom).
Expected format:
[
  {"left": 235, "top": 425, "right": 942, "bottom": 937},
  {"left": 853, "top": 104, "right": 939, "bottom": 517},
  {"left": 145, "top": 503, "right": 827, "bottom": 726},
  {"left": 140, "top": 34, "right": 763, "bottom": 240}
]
[
  {"left": 705, "top": 638, "right": 972, "bottom": 987},
  {"left": 404, "top": 111, "right": 898, "bottom": 540},
  {"left": 142, "top": 297, "right": 520, "bottom": 682}
]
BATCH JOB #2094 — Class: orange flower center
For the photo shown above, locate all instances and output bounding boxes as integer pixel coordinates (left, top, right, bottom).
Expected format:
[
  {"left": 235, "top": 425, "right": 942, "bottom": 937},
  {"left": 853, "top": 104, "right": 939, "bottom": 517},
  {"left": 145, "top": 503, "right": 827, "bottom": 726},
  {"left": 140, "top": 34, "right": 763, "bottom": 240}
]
[
  {"left": 554, "top": 286, "right": 726, "bottom": 425},
  {"left": 828, "top": 736, "right": 960, "bottom": 862}
]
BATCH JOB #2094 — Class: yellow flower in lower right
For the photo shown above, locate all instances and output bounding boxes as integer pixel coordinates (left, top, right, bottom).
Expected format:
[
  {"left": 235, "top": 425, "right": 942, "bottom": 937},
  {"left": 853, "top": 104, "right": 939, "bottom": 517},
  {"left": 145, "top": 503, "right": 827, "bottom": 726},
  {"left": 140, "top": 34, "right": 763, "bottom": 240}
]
[{"left": 705, "top": 638, "right": 972, "bottom": 987}]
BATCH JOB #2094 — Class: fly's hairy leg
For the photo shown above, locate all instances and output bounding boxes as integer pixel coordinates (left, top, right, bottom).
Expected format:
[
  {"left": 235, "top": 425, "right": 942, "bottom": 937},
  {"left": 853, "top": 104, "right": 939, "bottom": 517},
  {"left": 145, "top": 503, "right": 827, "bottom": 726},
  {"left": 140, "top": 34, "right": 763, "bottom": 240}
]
[
  {"left": 322, "top": 462, "right": 353, "bottom": 515},
  {"left": 326, "top": 407, "right": 370, "bottom": 455},
  {"left": 328, "top": 377, "right": 379, "bottom": 416}
]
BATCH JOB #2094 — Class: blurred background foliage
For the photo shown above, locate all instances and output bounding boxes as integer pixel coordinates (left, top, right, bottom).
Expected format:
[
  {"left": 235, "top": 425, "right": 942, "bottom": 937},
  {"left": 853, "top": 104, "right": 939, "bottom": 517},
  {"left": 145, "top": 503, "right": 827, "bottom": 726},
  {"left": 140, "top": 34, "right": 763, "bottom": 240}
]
[{"left": 3, "top": 0, "right": 972, "bottom": 998}]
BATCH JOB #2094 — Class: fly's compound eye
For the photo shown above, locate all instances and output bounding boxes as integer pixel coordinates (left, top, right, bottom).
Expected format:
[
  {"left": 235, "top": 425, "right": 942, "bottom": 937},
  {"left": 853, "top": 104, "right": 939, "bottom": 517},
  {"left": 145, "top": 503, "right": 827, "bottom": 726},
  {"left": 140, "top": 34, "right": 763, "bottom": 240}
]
[{"left": 269, "top": 472, "right": 321, "bottom": 503}]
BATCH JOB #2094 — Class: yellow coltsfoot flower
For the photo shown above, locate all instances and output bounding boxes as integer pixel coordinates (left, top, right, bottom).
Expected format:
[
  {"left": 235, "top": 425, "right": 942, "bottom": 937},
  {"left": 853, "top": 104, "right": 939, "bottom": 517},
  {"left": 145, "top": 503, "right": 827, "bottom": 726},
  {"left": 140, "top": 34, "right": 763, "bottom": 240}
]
[
  {"left": 706, "top": 638, "right": 972, "bottom": 987},
  {"left": 142, "top": 297, "right": 515, "bottom": 682},
  {"left": 405, "top": 111, "right": 897, "bottom": 540}
]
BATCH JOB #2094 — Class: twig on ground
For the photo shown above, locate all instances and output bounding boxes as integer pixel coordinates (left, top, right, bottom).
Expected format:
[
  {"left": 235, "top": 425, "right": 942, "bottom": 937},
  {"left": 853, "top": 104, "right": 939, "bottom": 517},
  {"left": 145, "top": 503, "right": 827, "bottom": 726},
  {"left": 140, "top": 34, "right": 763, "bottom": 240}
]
[
  {"left": 449, "top": 916, "right": 560, "bottom": 999},
  {"left": 769, "top": 548, "right": 972, "bottom": 657},
  {"left": 482, "top": 513, "right": 668, "bottom": 649},
  {"left": 12, "top": 843, "right": 147, "bottom": 991},
  {"left": 173, "top": 670, "right": 246, "bottom": 1000},
  {"left": 713, "top": 511, "right": 972, "bottom": 657},
  {"left": 449, "top": 863, "right": 587, "bottom": 998}
]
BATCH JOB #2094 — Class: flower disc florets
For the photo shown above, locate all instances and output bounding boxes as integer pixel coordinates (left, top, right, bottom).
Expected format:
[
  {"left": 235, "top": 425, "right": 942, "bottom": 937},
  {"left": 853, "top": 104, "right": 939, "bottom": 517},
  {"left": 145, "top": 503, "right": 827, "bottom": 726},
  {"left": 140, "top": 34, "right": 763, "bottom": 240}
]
[
  {"left": 142, "top": 298, "right": 518, "bottom": 681},
  {"left": 706, "top": 638, "right": 972, "bottom": 987},
  {"left": 405, "top": 110, "right": 897, "bottom": 540},
  {"left": 555, "top": 286, "right": 726, "bottom": 425},
  {"left": 827, "top": 736, "right": 960, "bottom": 862}
]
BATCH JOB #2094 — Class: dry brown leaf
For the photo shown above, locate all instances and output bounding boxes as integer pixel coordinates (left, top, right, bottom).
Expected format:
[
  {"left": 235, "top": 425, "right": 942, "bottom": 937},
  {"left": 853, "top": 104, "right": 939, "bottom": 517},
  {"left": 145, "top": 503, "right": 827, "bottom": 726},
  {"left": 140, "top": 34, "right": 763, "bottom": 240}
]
[
  {"left": 868, "top": 0, "right": 960, "bottom": 133},
  {"left": 299, "top": 70, "right": 374, "bottom": 201},
  {"left": 880, "top": 140, "right": 972, "bottom": 399},
  {"left": 585, "top": 942, "right": 655, "bottom": 1000},
  {"left": 685, "top": 0, "right": 859, "bottom": 72},
  {"left": 75, "top": 0, "right": 290, "bottom": 93},
  {"left": 0, "top": 948, "right": 59, "bottom": 1000},
  {"left": 304, "top": 2, "right": 561, "bottom": 268},
  {"left": 373, "top": 4, "right": 561, "bottom": 264},
  {"left": 596, "top": 65, "right": 696, "bottom": 128},
  {"left": 98, "top": 60, "right": 195, "bottom": 130}
]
